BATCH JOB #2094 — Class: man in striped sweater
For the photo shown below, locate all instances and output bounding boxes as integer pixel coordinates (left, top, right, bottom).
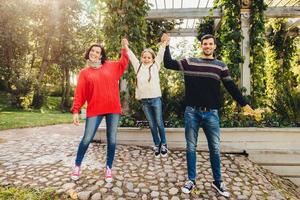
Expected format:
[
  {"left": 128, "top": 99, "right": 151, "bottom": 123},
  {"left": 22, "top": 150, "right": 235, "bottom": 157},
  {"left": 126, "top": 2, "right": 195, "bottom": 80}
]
[{"left": 163, "top": 33, "right": 254, "bottom": 198}]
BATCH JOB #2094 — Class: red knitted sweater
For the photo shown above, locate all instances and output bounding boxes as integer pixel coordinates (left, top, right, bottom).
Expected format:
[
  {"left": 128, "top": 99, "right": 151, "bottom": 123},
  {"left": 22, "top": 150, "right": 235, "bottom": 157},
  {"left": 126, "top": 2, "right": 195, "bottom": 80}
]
[{"left": 71, "top": 48, "right": 129, "bottom": 117}]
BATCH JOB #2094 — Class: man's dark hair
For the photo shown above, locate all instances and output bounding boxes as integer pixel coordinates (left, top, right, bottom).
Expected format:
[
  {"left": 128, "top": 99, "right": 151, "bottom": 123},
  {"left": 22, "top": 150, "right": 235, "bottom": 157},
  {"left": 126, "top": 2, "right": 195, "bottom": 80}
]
[
  {"left": 84, "top": 43, "right": 107, "bottom": 64},
  {"left": 200, "top": 34, "right": 216, "bottom": 45}
]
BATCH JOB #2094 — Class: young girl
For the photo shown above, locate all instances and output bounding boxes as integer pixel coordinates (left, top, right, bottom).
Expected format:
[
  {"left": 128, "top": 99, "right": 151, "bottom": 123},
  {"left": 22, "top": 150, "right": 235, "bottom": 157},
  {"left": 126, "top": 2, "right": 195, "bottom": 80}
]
[
  {"left": 71, "top": 39, "right": 129, "bottom": 182},
  {"left": 125, "top": 37, "right": 168, "bottom": 157}
]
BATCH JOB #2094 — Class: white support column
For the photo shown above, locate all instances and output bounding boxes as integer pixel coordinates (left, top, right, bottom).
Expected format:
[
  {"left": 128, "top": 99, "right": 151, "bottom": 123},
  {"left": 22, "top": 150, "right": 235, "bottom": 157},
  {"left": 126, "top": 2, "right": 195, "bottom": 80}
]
[
  {"left": 120, "top": 78, "right": 129, "bottom": 113},
  {"left": 240, "top": 9, "right": 251, "bottom": 95}
]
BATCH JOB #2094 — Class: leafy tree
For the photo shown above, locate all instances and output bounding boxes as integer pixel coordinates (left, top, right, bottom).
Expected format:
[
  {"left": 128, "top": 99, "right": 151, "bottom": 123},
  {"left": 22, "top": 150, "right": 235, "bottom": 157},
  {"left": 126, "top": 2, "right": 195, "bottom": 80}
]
[{"left": 0, "top": 0, "right": 34, "bottom": 107}]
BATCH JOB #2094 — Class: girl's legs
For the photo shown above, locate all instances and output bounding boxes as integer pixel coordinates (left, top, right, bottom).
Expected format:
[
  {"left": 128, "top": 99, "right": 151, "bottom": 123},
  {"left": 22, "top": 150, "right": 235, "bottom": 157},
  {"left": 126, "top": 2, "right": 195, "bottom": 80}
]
[
  {"left": 152, "top": 97, "right": 168, "bottom": 156},
  {"left": 152, "top": 98, "right": 167, "bottom": 144},
  {"left": 141, "top": 99, "right": 161, "bottom": 146}
]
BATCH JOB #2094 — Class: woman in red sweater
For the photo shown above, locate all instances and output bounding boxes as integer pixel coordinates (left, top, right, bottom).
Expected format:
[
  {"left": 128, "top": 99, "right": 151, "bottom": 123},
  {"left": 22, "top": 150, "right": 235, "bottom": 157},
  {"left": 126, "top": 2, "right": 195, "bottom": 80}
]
[{"left": 71, "top": 39, "right": 129, "bottom": 182}]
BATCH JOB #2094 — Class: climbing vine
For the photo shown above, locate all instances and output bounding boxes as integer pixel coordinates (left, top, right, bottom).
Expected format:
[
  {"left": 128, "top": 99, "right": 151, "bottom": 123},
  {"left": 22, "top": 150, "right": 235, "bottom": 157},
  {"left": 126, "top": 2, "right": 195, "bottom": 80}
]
[
  {"left": 249, "top": 0, "right": 267, "bottom": 106},
  {"left": 214, "top": 0, "right": 243, "bottom": 82},
  {"left": 196, "top": 17, "right": 215, "bottom": 40}
]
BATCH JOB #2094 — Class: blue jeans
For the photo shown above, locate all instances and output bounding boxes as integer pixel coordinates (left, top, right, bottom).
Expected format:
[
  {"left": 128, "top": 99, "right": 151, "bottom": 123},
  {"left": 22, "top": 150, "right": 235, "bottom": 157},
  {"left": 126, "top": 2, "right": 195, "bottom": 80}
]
[
  {"left": 141, "top": 97, "right": 166, "bottom": 146},
  {"left": 75, "top": 114, "right": 120, "bottom": 169},
  {"left": 184, "top": 106, "right": 221, "bottom": 183}
]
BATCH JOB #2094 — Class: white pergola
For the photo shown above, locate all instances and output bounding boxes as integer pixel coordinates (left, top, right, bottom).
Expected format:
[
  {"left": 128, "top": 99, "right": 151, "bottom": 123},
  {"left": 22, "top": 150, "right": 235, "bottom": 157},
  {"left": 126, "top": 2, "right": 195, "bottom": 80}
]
[
  {"left": 146, "top": 0, "right": 300, "bottom": 36},
  {"left": 146, "top": 0, "right": 300, "bottom": 94}
]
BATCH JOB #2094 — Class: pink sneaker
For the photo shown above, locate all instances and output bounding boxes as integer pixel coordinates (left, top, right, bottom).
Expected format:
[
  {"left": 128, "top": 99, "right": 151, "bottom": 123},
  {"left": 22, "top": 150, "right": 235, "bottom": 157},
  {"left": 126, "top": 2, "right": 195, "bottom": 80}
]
[
  {"left": 71, "top": 165, "right": 80, "bottom": 181},
  {"left": 105, "top": 166, "right": 113, "bottom": 183}
]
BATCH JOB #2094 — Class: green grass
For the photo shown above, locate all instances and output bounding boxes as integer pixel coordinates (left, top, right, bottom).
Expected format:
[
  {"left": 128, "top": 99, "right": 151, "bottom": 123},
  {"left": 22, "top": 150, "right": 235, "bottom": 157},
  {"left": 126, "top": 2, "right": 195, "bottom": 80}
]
[
  {"left": 0, "top": 92, "right": 74, "bottom": 130},
  {"left": 0, "top": 110, "right": 72, "bottom": 130},
  {"left": 0, "top": 187, "right": 65, "bottom": 200}
]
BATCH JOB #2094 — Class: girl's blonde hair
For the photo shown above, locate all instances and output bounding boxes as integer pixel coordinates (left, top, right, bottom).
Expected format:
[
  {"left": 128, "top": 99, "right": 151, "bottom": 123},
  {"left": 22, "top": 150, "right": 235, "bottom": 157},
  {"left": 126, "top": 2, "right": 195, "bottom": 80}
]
[{"left": 141, "top": 48, "right": 156, "bottom": 59}]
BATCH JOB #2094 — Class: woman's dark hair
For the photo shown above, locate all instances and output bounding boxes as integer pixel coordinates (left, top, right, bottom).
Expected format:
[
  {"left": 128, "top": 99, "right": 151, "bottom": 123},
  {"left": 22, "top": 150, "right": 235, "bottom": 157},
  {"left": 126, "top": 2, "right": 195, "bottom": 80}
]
[{"left": 84, "top": 43, "right": 107, "bottom": 64}]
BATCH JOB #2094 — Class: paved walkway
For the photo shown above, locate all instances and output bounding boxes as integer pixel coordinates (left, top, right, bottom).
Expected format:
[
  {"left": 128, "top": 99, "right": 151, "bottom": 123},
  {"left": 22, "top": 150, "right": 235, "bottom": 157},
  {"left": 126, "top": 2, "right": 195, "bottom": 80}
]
[{"left": 0, "top": 124, "right": 299, "bottom": 200}]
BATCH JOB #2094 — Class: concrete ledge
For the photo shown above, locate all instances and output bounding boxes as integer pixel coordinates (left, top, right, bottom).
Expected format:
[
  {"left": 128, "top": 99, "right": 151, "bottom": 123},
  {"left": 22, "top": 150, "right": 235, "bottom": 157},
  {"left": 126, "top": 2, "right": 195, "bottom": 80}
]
[{"left": 94, "top": 127, "right": 300, "bottom": 152}]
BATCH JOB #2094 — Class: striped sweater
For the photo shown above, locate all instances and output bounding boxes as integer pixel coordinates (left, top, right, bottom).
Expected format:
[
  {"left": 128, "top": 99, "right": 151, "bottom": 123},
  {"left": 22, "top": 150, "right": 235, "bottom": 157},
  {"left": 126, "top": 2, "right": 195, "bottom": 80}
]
[{"left": 163, "top": 45, "right": 247, "bottom": 109}]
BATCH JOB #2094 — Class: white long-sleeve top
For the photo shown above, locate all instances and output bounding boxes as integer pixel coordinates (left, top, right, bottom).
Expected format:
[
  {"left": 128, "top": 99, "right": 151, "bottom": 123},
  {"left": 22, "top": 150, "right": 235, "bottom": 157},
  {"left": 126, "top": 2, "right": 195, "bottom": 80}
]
[{"left": 127, "top": 45, "right": 165, "bottom": 100}]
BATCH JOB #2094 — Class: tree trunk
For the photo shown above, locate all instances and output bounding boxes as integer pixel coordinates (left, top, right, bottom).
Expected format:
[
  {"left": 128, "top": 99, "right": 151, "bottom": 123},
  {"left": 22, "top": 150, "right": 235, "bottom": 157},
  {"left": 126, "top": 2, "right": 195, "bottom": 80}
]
[
  {"left": 32, "top": 37, "right": 51, "bottom": 108},
  {"left": 60, "top": 66, "right": 71, "bottom": 112},
  {"left": 60, "top": 66, "right": 66, "bottom": 111},
  {"left": 65, "top": 66, "right": 71, "bottom": 108}
]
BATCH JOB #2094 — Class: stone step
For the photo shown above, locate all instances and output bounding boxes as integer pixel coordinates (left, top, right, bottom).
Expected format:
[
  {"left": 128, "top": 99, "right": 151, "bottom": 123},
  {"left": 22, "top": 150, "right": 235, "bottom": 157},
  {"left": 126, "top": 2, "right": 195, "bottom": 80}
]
[
  {"left": 288, "top": 178, "right": 300, "bottom": 186},
  {"left": 262, "top": 166, "right": 300, "bottom": 177},
  {"left": 249, "top": 153, "right": 300, "bottom": 165}
]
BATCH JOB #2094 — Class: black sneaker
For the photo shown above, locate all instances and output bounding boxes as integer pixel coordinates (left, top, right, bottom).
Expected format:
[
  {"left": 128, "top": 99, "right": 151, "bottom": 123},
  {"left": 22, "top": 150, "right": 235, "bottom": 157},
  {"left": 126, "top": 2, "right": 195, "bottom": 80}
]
[
  {"left": 212, "top": 181, "right": 230, "bottom": 197},
  {"left": 153, "top": 145, "right": 160, "bottom": 157},
  {"left": 181, "top": 180, "right": 196, "bottom": 194},
  {"left": 160, "top": 143, "right": 168, "bottom": 157}
]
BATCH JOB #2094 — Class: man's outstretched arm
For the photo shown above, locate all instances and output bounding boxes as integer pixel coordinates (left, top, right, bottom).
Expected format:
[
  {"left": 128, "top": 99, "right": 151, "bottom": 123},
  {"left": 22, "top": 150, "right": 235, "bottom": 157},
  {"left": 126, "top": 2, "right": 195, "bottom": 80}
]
[
  {"left": 163, "top": 45, "right": 180, "bottom": 71},
  {"left": 223, "top": 79, "right": 257, "bottom": 116}
]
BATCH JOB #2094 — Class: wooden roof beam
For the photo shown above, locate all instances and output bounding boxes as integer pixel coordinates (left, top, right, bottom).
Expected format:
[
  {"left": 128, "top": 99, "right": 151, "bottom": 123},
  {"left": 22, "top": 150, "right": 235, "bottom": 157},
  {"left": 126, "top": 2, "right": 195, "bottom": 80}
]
[{"left": 146, "top": 6, "right": 300, "bottom": 19}]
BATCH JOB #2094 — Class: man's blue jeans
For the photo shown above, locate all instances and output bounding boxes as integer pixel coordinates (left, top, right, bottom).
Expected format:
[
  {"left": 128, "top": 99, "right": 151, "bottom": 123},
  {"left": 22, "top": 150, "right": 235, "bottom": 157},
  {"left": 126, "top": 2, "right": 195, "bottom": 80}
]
[
  {"left": 141, "top": 97, "right": 166, "bottom": 146},
  {"left": 75, "top": 114, "right": 120, "bottom": 169},
  {"left": 184, "top": 106, "right": 222, "bottom": 183}
]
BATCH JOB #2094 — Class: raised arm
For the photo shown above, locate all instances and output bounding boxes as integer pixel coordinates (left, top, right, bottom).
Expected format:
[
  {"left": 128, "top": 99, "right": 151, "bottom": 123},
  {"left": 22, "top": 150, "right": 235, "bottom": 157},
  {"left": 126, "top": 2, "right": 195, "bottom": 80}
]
[
  {"left": 115, "top": 38, "right": 129, "bottom": 78},
  {"left": 154, "top": 43, "right": 166, "bottom": 69},
  {"left": 126, "top": 44, "right": 141, "bottom": 73},
  {"left": 163, "top": 45, "right": 180, "bottom": 71},
  {"left": 162, "top": 33, "right": 181, "bottom": 71}
]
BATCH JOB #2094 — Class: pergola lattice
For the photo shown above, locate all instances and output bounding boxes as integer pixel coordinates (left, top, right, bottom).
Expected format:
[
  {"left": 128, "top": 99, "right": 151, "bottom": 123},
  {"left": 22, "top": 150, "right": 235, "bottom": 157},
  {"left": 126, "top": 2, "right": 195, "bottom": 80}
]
[{"left": 146, "top": 0, "right": 300, "bottom": 36}]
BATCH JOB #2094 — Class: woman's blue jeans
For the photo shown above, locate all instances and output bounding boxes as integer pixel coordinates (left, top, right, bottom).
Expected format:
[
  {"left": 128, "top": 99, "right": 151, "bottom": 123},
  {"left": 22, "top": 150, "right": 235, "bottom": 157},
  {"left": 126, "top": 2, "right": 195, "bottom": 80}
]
[
  {"left": 141, "top": 97, "right": 166, "bottom": 146},
  {"left": 75, "top": 114, "right": 120, "bottom": 169},
  {"left": 184, "top": 106, "right": 222, "bottom": 183}
]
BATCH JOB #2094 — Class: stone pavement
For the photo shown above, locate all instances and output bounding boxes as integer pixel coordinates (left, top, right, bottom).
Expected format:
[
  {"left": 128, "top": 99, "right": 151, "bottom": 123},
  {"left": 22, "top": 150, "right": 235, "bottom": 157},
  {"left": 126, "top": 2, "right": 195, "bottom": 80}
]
[{"left": 0, "top": 124, "right": 299, "bottom": 200}]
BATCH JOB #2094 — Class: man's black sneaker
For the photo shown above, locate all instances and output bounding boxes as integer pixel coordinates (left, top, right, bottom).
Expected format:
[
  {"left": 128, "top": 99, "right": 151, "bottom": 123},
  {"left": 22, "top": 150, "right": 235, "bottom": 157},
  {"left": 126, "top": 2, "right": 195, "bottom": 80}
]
[
  {"left": 153, "top": 145, "right": 160, "bottom": 157},
  {"left": 160, "top": 143, "right": 168, "bottom": 157},
  {"left": 212, "top": 181, "right": 230, "bottom": 197},
  {"left": 181, "top": 180, "right": 196, "bottom": 194}
]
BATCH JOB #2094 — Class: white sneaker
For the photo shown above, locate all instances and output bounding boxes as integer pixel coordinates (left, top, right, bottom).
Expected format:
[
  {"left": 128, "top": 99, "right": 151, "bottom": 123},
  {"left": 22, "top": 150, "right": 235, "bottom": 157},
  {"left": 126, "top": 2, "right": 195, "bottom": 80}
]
[
  {"left": 71, "top": 165, "right": 80, "bottom": 181},
  {"left": 181, "top": 180, "right": 196, "bottom": 194},
  {"left": 105, "top": 166, "right": 113, "bottom": 183},
  {"left": 212, "top": 181, "right": 230, "bottom": 198}
]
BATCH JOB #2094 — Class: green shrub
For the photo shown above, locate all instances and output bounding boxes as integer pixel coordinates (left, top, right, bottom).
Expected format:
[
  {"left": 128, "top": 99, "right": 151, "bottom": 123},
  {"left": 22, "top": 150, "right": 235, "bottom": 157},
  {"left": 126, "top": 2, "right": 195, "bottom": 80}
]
[
  {"left": 119, "top": 115, "right": 136, "bottom": 127},
  {"left": 220, "top": 110, "right": 296, "bottom": 127},
  {"left": 272, "top": 87, "right": 300, "bottom": 126}
]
